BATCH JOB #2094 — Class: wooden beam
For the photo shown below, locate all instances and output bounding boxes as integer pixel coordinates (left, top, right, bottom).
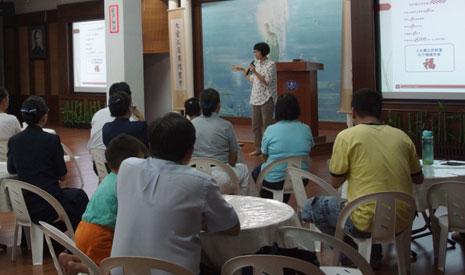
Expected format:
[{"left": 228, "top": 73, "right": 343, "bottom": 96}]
[
  {"left": 193, "top": 0, "right": 204, "bottom": 97},
  {"left": 350, "top": 0, "right": 376, "bottom": 91},
  {"left": 57, "top": 1, "right": 104, "bottom": 23}
]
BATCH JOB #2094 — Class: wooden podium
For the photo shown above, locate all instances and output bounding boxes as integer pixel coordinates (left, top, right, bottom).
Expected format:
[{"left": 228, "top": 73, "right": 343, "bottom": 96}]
[{"left": 275, "top": 62, "right": 324, "bottom": 137}]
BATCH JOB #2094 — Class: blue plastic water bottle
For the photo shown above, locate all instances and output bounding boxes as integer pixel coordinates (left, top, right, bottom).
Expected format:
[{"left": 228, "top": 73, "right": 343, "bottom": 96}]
[{"left": 422, "top": 130, "right": 434, "bottom": 165}]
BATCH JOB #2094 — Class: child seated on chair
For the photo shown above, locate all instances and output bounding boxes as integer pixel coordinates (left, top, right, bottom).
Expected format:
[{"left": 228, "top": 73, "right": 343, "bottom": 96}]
[{"left": 74, "top": 134, "right": 147, "bottom": 265}]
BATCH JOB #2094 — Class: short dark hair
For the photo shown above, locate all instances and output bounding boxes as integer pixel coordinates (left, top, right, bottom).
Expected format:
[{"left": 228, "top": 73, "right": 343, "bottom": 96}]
[
  {"left": 21, "top": 96, "right": 48, "bottom": 125},
  {"left": 184, "top": 97, "right": 201, "bottom": 117},
  {"left": 254, "top": 42, "right": 270, "bottom": 57},
  {"left": 200, "top": 88, "right": 220, "bottom": 117},
  {"left": 105, "top": 134, "right": 148, "bottom": 170},
  {"left": 351, "top": 88, "right": 383, "bottom": 118},
  {"left": 275, "top": 93, "right": 301, "bottom": 121},
  {"left": 108, "top": 91, "right": 131, "bottom": 117},
  {"left": 0, "top": 87, "right": 8, "bottom": 102},
  {"left": 148, "top": 112, "right": 195, "bottom": 162},
  {"left": 109, "top": 82, "right": 131, "bottom": 97}
]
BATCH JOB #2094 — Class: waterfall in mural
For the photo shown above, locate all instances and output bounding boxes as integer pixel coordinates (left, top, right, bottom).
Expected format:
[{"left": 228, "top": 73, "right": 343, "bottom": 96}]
[
  {"left": 202, "top": 0, "right": 344, "bottom": 121},
  {"left": 256, "top": 0, "right": 289, "bottom": 62}
]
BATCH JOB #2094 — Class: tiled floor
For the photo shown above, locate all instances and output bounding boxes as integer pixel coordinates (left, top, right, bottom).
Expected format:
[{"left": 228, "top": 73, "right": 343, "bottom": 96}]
[{"left": 0, "top": 123, "right": 464, "bottom": 274}]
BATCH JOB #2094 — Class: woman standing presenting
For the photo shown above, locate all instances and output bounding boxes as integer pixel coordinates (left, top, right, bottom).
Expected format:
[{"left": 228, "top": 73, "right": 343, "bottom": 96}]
[{"left": 233, "top": 42, "right": 277, "bottom": 155}]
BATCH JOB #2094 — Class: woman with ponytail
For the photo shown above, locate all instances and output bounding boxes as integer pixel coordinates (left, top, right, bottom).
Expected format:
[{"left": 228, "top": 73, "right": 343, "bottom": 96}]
[
  {"left": 191, "top": 88, "right": 250, "bottom": 195},
  {"left": 102, "top": 91, "right": 148, "bottom": 147},
  {"left": 7, "top": 96, "right": 89, "bottom": 230}
]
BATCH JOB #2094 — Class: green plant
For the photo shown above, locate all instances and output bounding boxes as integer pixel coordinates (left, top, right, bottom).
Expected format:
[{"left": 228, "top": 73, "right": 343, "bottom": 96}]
[
  {"left": 386, "top": 110, "right": 398, "bottom": 128},
  {"left": 61, "top": 99, "right": 102, "bottom": 126},
  {"left": 414, "top": 111, "right": 426, "bottom": 142},
  {"left": 383, "top": 102, "right": 465, "bottom": 159}
]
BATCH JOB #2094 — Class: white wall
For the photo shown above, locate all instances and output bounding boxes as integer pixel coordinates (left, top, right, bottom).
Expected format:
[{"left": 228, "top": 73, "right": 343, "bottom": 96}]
[
  {"left": 105, "top": 0, "right": 145, "bottom": 115},
  {"left": 10, "top": 0, "right": 94, "bottom": 14},
  {"left": 144, "top": 53, "right": 172, "bottom": 124}
]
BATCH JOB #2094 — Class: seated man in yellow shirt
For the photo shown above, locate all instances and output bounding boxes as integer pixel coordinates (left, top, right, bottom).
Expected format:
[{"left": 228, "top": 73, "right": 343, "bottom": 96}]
[{"left": 302, "top": 89, "right": 424, "bottom": 268}]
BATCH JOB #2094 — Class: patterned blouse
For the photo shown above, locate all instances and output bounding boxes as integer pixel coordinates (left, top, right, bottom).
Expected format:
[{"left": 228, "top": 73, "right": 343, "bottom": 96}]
[{"left": 249, "top": 58, "right": 277, "bottom": 106}]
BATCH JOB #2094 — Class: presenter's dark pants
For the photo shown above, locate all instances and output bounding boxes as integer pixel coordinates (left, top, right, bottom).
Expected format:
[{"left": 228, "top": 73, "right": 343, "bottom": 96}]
[{"left": 251, "top": 98, "right": 274, "bottom": 152}]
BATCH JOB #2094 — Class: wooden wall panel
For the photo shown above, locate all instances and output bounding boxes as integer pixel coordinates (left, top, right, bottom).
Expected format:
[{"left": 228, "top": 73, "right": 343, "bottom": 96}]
[
  {"left": 57, "top": 1, "right": 104, "bottom": 23},
  {"left": 142, "top": 0, "right": 169, "bottom": 53},
  {"left": 18, "top": 27, "right": 30, "bottom": 96},
  {"left": 33, "top": 61, "right": 46, "bottom": 96},
  {"left": 4, "top": 2, "right": 106, "bottom": 123},
  {"left": 350, "top": 0, "right": 376, "bottom": 91},
  {"left": 48, "top": 23, "right": 59, "bottom": 96},
  {"left": 4, "top": 28, "right": 18, "bottom": 95},
  {"left": 57, "top": 22, "right": 71, "bottom": 97},
  {"left": 193, "top": 0, "right": 203, "bottom": 97}
]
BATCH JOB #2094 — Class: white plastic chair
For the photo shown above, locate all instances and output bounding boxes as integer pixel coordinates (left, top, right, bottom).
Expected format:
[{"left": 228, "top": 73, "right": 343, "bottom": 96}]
[
  {"left": 279, "top": 226, "right": 375, "bottom": 275},
  {"left": 3, "top": 179, "right": 75, "bottom": 265},
  {"left": 62, "top": 143, "right": 84, "bottom": 189},
  {"left": 427, "top": 181, "right": 465, "bottom": 272},
  {"left": 189, "top": 157, "right": 240, "bottom": 194},
  {"left": 221, "top": 254, "right": 323, "bottom": 275},
  {"left": 40, "top": 221, "right": 100, "bottom": 275},
  {"left": 333, "top": 191, "right": 416, "bottom": 275},
  {"left": 287, "top": 167, "right": 338, "bottom": 219},
  {"left": 0, "top": 140, "right": 8, "bottom": 162},
  {"left": 287, "top": 167, "right": 338, "bottom": 251},
  {"left": 256, "top": 155, "right": 312, "bottom": 202},
  {"left": 89, "top": 148, "right": 108, "bottom": 183},
  {"left": 100, "top": 256, "right": 195, "bottom": 275}
]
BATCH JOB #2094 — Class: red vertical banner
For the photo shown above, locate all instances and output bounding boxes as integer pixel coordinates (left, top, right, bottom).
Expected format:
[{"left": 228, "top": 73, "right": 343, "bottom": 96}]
[{"left": 109, "top": 5, "right": 119, "bottom": 34}]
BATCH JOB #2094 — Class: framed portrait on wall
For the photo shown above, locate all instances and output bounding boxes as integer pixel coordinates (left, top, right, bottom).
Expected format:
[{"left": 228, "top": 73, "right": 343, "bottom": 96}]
[{"left": 29, "top": 25, "right": 47, "bottom": 59}]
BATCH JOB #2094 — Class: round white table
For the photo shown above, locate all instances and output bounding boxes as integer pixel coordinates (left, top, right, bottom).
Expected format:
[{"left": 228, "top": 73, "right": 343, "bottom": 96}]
[
  {"left": 200, "top": 195, "right": 300, "bottom": 268},
  {"left": 409, "top": 160, "right": 465, "bottom": 244},
  {"left": 414, "top": 160, "right": 465, "bottom": 212}
]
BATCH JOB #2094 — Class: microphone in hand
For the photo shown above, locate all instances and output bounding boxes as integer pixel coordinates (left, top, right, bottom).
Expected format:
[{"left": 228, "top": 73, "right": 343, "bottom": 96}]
[{"left": 246, "top": 60, "right": 255, "bottom": 75}]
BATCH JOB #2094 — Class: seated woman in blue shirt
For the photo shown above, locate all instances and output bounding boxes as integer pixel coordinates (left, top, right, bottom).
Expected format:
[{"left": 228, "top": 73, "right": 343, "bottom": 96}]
[
  {"left": 252, "top": 93, "right": 314, "bottom": 203},
  {"left": 7, "top": 96, "right": 89, "bottom": 229},
  {"left": 102, "top": 91, "right": 148, "bottom": 147}
]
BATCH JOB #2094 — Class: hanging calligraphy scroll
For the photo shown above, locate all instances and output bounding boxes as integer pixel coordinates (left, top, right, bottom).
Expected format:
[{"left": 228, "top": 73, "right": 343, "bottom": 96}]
[{"left": 168, "top": 8, "right": 187, "bottom": 110}]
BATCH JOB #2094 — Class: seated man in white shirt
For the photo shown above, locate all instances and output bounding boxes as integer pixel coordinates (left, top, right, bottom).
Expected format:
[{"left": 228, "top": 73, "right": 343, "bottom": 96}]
[
  {"left": 87, "top": 82, "right": 144, "bottom": 172},
  {"left": 192, "top": 88, "right": 250, "bottom": 195},
  {"left": 111, "top": 113, "right": 240, "bottom": 274},
  {"left": 0, "top": 87, "right": 21, "bottom": 143}
]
